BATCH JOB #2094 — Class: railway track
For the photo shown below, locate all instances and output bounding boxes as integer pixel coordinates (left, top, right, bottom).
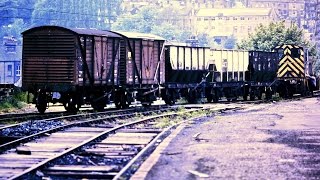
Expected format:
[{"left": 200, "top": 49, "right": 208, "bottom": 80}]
[
  {"left": 0, "top": 111, "right": 68, "bottom": 125},
  {"left": 0, "top": 105, "right": 234, "bottom": 179},
  {"left": 0, "top": 105, "right": 177, "bottom": 150}
]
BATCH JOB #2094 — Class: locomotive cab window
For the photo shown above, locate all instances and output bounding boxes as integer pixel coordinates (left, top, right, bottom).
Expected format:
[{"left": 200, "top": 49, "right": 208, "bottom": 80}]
[
  {"left": 291, "top": 48, "right": 300, "bottom": 58},
  {"left": 277, "top": 49, "right": 284, "bottom": 59}
]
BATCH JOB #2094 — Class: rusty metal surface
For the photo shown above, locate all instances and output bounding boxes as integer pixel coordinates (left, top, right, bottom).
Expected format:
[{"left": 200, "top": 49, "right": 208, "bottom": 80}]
[
  {"left": 22, "top": 27, "right": 77, "bottom": 91},
  {"left": 125, "top": 39, "right": 165, "bottom": 85},
  {"left": 22, "top": 26, "right": 123, "bottom": 38},
  {"left": 22, "top": 26, "right": 123, "bottom": 92}
]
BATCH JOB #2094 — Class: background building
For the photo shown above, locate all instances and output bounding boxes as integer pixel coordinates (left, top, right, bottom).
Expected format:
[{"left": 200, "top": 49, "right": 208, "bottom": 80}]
[{"left": 195, "top": 7, "right": 278, "bottom": 43}]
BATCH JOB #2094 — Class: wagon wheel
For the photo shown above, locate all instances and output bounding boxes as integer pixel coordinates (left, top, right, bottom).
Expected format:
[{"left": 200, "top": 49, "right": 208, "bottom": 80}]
[
  {"left": 140, "top": 94, "right": 152, "bottom": 108},
  {"left": 164, "top": 90, "right": 176, "bottom": 106},
  {"left": 207, "top": 90, "right": 219, "bottom": 103},
  {"left": 187, "top": 89, "right": 197, "bottom": 104},
  {"left": 257, "top": 91, "right": 263, "bottom": 100},
  {"left": 207, "top": 95, "right": 213, "bottom": 103},
  {"left": 115, "top": 100, "right": 122, "bottom": 109},
  {"left": 164, "top": 98, "right": 175, "bottom": 105},
  {"left": 91, "top": 97, "right": 106, "bottom": 111},
  {"left": 114, "top": 91, "right": 129, "bottom": 109},
  {"left": 265, "top": 87, "right": 272, "bottom": 100},
  {"left": 63, "top": 95, "right": 80, "bottom": 113},
  {"left": 36, "top": 91, "right": 47, "bottom": 114},
  {"left": 249, "top": 88, "right": 255, "bottom": 101},
  {"left": 249, "top": 93, "right": 255, "bottom": 101}
]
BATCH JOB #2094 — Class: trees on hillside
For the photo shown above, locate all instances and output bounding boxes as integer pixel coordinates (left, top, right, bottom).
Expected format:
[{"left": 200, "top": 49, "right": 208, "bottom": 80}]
[
  {"left": 112, "top": 6, "right": 194, "bottom": 43},
  {"left": 237, "top": 21, "right": 318, "bottom": 75},
  {"left": 0, "top": 0, "right": 18, "bottom": 27},
  {"left": 237, "top": 21, "right": 312, "bottom": 52},
  {"left": 112, "top": 6, "right": 160, "bottom": 33},
  {"left": 31, "top": 0, "right": 122, "bottom": 29}
]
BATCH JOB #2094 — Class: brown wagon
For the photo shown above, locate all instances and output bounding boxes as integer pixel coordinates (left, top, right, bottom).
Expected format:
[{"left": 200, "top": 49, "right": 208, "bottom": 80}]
[
  {"left": 22, "top": 26, "right": 124, "bottom": 113},
  {"left": 112, "top": 31, "right": 166, "bottom": 107}
]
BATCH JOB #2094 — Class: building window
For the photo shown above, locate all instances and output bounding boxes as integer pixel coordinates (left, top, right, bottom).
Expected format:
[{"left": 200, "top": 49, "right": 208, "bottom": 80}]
[
  {"left": 7, "top": 65, "right": 12, "bottom": 77},
  {"left": 233, "top": 26, "right": 238, "bottom": 33},
  {"left": 16, "top": 65, "right": 21, "bottom": 76}
]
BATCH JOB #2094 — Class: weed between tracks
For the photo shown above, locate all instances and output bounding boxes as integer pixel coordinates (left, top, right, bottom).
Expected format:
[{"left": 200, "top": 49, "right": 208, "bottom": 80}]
[{"left": 154, "top": 109, "right": 209, "bottom": 129}]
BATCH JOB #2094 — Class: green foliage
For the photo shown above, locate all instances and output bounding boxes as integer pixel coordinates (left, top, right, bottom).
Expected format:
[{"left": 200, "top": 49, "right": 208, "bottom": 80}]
[
  {"left": 238, "top": 21, "right": 320, "bottom": 76},
  {"left": 0, "top": 19, "right": 28, "bottom": 43},
  {"left": 0, "top": 90, "right": 28, "bottom": 112},
  {"left": 13, "top": 91, "right": 28, "bottom": 102},
  {"left": 31, "top": 0, "right": 122, "bottom": 29},
  {"left": 0, "top": 96, "right": 26, "bottom": 111},
  {"left": 154, "top": 117, "right": 182, "bottom": 129},
  {"left": 0, "top": 0, "right": 18, "bottom": 27},
  {"left": 112, "top": 5, "right": 159, "bottom": 33},
  {"left": 237, "top": 21, "right": 311, "bottom": 52},
  {"left": 197, "top": 33, "right": 209, "bottom": 47},
  {"left": 224, "top": 36, "right": 236, "bottom": 49},
  {"left": 112, "top": 5, "right": 193, "bottom": 43},
  {"left": 313, "top": 59, "right": 320, "bottom": 76}
]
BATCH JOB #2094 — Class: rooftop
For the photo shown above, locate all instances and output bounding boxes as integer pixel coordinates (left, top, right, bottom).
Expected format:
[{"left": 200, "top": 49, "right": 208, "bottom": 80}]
[{"left": 197, "top": 8, "right": 272, "bottom": 17}]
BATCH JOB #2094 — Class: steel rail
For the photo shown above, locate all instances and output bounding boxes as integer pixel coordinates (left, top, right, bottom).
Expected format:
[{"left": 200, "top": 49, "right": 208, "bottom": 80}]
[
  {"left": 0, "top": 106, "right": 176, "bottom": 152},
  {"left": 113, "top": 114, "right": 208, "bottom": 180},
  {"left": 0, "top": 105, "right": 169, "bottom": 131},
  {"left": 10, "top": 107, "right": 209, "bottom": 180}
]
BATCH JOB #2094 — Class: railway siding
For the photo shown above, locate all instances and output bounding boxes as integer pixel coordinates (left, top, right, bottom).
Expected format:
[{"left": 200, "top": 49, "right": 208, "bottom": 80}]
[{"left": 0, "top": 105, "right": 240, "bottom": 179}]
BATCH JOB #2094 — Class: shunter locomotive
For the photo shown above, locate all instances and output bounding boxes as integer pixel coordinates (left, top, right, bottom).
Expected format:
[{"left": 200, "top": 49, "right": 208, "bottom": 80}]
[{"left": 21, "top": 26, "right": 316, "bottom": 113}]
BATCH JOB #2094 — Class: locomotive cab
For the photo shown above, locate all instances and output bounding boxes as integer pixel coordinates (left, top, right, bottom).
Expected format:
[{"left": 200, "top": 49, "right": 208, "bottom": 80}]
[{"left": 274, "top": 45, "right": 308, "bottom": 98}]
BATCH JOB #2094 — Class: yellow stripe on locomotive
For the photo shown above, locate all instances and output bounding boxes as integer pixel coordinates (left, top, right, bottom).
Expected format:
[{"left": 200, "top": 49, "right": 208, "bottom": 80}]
[{"left": 275, "top": 45, "right": 305, "bottom": 79}]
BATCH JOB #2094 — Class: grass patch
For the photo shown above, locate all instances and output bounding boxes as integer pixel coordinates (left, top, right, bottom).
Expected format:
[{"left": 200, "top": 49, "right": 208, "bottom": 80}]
[
  {"left": 154, "top": 116, "right": 183, "bottom": 129},
  {"left": 0, "top": 91, "right": 28, "bottom": 112}
]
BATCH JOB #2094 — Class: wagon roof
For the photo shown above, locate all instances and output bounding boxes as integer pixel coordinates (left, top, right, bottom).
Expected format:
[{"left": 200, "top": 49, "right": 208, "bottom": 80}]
[
  {"left": 112, "top": 31, "right": 165, "bottom": 41},
  {"left": 22, "top": 26, "right": 123, "bottom": 38}
]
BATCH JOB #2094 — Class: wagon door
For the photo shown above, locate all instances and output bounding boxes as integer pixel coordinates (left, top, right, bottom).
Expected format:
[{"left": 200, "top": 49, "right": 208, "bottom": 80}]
[
  {"left": 142, "top": 40, "right": 155, "bottom": 84},
  {"left": 141, "top": 40, "right": 164, "bottom": 85},
  {"left": 93, "top": 36, "right": 107, "bottom": 85},
  {"left": 93, "top": 37, "right": 120, "bottom": 86}
]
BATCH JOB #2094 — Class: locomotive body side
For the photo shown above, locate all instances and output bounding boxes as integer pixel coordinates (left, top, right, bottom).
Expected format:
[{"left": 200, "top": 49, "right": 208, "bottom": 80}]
[
  {"left": 273, "top": 45, "right": 312, "bottom": 97},
  {"left": 22, "top": 26, "right": 124, "bottom": 113}
]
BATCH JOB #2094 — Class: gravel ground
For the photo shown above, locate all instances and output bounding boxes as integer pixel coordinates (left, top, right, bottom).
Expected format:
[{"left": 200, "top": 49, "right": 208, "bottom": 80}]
[{"left": 143, "top": 97, "right": 320, "bottom": 179}]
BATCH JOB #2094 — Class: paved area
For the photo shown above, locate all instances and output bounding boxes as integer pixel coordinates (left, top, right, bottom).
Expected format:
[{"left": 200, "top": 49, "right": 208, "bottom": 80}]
[{"left": 135, "top": 97, "right": 320, "bottom": 179}]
